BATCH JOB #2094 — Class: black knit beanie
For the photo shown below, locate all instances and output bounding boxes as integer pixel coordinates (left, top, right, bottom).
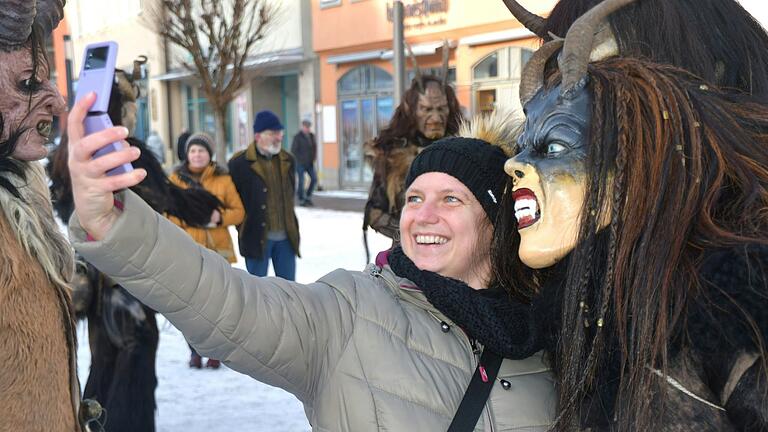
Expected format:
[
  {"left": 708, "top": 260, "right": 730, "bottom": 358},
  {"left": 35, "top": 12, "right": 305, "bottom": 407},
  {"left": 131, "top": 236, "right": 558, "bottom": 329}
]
[{"left": 405, "top": 137, "right": 508, "bottom": 225}]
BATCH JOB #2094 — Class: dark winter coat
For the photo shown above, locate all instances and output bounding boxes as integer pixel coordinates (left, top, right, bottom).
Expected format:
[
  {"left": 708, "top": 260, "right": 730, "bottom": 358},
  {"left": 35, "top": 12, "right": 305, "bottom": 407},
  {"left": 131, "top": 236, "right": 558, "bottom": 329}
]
[
  {"left": 536, "top": 245, "right": 768, "bottom": 431},
  {"left": 290, "top": 131, "right": 316, "bottom": 167},
  {"left": 228, "top": 143, "right": 300, "bottom": 259}
]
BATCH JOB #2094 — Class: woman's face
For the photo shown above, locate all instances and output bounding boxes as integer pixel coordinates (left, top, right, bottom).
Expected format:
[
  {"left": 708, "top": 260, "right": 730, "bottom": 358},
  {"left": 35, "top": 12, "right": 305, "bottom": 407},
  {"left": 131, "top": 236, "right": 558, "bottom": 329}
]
[
  {"left": 505, "top": 85, "right": 592, "bottom": 269},
  {"left": 1, "top": 46, "right": 66, "bottom": 161},
  {"left": 187, "top": 144, "right": 211, "bottom": 171},
  {"left": 400, "top": 172, "right": 493, "bottom": 289}
]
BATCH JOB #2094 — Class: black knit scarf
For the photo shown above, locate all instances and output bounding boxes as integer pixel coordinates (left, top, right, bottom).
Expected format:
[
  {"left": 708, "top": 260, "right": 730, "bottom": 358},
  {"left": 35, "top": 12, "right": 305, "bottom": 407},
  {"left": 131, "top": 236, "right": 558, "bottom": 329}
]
[{"left": 388, "top": 246, "right": 541, "bottom": 359}]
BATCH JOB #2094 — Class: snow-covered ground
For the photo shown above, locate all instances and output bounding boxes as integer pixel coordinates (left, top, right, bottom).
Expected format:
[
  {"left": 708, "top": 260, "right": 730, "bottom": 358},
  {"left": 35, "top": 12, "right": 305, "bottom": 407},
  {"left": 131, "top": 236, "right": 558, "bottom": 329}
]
[{"left": 75, "top": 206, "right": 391, "bottom": 431}]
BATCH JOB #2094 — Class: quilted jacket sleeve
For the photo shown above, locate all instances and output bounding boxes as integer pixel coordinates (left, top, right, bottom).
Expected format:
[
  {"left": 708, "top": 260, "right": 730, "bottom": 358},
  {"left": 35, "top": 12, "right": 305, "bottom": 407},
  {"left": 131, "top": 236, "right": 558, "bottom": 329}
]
[{"left": 69, "top": 189, "right": 355, "bottom": 403}]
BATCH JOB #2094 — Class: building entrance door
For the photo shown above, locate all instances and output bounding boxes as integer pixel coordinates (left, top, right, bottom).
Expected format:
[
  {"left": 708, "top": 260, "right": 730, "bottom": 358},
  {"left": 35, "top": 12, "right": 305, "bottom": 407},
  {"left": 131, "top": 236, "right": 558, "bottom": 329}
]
[{"left": 337, "top": 65, "right": 393, "bottom": 188}]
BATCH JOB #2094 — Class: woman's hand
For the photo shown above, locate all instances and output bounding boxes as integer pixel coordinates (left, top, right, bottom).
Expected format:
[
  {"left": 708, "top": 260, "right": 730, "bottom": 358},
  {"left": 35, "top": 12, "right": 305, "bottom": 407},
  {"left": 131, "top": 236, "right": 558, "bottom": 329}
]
[{"left": 67, "top": 92, "right": 147, "bottom": 240}]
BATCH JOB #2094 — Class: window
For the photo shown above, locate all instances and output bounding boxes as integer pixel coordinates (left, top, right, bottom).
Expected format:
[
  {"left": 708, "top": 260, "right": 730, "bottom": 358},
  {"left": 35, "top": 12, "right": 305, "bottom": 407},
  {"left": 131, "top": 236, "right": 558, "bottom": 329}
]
[
  {"left": 473, "top": 53, "right": 498, "bottom": 80},
  {"left": 320, "top": 0, "right": 342, "bottom": 8}
]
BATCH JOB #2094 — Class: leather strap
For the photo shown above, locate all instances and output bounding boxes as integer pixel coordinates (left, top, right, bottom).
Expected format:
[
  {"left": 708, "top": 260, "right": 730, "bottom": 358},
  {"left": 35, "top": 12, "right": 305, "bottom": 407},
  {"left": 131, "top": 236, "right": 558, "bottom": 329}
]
[{"left": 448, "top": 350, "right": 503, "bottom": 432}]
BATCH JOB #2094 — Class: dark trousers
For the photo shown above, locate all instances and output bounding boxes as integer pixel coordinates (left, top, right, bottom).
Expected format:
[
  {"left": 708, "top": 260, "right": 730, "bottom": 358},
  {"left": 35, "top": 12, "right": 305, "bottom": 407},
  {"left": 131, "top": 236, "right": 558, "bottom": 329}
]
[
  {"left": 296, "top": 163, "right": 317, "bottom": 201},
  {"left": 245, "top": 239, "right": 297, "bottom": 280}
]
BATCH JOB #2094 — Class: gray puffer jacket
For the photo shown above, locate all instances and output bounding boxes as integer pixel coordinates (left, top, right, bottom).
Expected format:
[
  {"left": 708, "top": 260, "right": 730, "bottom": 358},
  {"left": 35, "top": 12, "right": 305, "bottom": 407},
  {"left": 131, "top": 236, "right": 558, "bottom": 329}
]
[{"left": 70, "top": 190, "right": 556, "bottom": 431}]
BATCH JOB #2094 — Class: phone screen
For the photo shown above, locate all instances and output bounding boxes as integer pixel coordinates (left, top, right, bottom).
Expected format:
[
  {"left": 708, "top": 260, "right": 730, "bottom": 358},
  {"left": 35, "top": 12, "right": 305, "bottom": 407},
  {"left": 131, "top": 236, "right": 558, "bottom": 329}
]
[{"left": 84, "top": 47, "right": 109, "bottom": 70}]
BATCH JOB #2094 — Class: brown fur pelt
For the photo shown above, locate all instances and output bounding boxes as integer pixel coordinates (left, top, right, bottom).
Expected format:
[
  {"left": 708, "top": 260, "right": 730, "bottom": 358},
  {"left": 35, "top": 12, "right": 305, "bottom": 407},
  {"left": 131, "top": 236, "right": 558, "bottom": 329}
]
[{"left": 0, "top": 161, "right": 80, "bottom": 431}]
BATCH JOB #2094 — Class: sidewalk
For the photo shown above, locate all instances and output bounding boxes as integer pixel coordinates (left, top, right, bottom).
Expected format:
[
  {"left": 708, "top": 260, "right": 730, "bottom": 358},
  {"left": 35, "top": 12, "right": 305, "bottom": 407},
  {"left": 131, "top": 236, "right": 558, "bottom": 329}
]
[{"left": 298, "top": 189, "right": 368, "bottom": 212}]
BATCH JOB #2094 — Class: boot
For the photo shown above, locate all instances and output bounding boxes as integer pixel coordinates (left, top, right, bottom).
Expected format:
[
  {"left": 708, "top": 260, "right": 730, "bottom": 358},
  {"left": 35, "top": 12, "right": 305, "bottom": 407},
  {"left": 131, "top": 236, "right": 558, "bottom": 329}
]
[
  {"left": 205, "top": 358, "right": 221, "bottom": 369},
  {"left": 189, "top": 353, "right": 202, "bottom": 369}
]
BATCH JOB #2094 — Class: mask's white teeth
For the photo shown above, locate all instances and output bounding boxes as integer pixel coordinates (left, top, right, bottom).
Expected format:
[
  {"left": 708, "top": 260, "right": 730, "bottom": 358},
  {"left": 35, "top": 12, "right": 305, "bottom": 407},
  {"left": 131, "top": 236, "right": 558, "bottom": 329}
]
[
  {"left": 415, "top": 235, "right": 448, "bottom": 245},
  {"left": 514, "top": 198, "right": 539, "bottom": 222},
  {"left": 36, "top": 120, "right": 52, "bottom": 138}
]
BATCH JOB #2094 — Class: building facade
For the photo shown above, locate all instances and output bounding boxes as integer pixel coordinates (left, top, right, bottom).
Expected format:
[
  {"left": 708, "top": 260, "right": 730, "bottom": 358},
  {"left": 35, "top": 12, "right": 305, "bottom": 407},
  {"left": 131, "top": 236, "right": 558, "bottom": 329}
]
[
  {"left": 63, "top": 0, "right": 170, "bottom": 152},
  {"left": 157, "top": 0, "right": 319, "bottom": 161},
  {"left": 59, "top": 0, "right": 318, "bottom": 165},
  {"left": 312, "top": 0, "right": 556, "bottom": 190}
]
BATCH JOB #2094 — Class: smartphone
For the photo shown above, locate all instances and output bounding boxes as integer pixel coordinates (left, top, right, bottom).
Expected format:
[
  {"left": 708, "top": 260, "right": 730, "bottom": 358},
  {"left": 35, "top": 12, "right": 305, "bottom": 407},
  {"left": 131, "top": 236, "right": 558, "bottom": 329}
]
[{"left": 74, "top": 41, "right": 133, "bottom": 175}]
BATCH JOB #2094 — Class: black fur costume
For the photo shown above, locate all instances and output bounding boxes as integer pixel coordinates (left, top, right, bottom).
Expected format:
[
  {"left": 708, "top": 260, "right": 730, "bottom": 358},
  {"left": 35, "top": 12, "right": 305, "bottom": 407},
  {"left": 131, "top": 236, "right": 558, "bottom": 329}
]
[{"left": 525, "top": 244, "right": 768, "bottom": 431}]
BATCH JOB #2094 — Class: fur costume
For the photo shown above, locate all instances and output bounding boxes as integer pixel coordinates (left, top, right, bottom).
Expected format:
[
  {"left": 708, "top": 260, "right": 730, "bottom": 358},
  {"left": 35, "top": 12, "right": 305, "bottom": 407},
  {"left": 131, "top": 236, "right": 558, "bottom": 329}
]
[
  {"left": 496, "top": 1, "right": 768, "bottom": 430},
  {"left": 0, "top": 0, "right": 82, "bottom": 430},
  {"left": 0, "top": 162, "right": 80, "bottom": 431}
]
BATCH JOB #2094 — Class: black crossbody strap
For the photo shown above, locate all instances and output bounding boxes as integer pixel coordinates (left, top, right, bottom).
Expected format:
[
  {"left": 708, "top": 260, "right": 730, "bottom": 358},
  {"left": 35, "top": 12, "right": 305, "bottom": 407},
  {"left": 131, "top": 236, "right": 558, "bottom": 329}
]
[{"left": 448, "top": 350, "right": 503, "bottom": 432}]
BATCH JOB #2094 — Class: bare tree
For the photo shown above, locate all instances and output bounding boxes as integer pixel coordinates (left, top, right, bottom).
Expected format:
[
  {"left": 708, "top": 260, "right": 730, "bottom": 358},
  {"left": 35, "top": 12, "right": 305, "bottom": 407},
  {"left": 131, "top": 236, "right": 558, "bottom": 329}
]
[{"left": 149, "top": 0, "right": 278, "bottom": 164}]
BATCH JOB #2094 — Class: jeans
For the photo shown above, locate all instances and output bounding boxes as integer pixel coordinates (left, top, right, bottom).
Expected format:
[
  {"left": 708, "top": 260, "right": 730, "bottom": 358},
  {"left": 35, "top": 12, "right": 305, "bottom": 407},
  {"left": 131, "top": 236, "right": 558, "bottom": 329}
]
[
  {"left": 296, "top": 163, "right": 317, "bottom": 201},
  {"left": 245, "top": 239, "right": 297, "bottom": 280}
]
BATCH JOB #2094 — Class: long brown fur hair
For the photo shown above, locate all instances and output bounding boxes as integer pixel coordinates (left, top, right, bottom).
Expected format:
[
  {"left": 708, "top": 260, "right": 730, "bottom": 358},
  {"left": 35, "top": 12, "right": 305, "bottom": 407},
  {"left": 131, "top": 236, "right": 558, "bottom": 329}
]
[{"left": 493, "top": 57, "right": 768, "bottom": 430}]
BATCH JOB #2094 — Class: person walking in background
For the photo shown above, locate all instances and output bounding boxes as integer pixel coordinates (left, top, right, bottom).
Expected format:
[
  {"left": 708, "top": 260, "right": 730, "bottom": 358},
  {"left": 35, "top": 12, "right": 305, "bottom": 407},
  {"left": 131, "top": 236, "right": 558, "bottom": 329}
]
[
  {"left": 228, "top": 110, "right": 300, "bottom": 280},
  {"left": 168, "top": 132, "right": 245, "bottom": 369},
  {"left": 291, "top": 119, "right": 318, "bottom": 206}
]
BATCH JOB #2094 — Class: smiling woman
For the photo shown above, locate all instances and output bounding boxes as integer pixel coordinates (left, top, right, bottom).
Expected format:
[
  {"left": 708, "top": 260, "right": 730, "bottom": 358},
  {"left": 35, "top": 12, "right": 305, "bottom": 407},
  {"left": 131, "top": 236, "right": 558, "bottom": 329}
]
[{"left": 66, "top": 98, "right": 557, "bottom": 430}]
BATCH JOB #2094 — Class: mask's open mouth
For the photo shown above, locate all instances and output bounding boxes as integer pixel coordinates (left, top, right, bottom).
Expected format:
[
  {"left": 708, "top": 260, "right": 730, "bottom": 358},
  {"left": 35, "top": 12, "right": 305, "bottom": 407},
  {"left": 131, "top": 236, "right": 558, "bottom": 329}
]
[
  {"left": 36, "top": 120, "right": 52, "bottom": 138},
  {"left": 512, "top": 188, "right": 540, "bottom": 229}
]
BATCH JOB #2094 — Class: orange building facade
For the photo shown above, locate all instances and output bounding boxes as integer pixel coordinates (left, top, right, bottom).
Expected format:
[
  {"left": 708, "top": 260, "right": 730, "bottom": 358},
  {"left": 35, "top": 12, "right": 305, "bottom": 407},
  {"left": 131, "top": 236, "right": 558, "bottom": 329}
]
[{"left": 312, "top": 0, "right": 556, "bottom": 190}]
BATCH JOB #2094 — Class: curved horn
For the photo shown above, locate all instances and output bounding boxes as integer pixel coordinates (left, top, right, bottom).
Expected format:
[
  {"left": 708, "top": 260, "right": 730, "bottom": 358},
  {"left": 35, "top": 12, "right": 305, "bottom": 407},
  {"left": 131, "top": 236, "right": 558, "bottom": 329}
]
[
  {"left": 519, "top": 39, "right": 564, "bottom": 106},
  {"left": 440, "top": 39, "right": 450, "bottom": 87},
  {"left": 0, "top": 1, "right": 36, "bottom": 49},
  {"left": 559, "top": 0, "right": 638, "bottom": 95},
  {"left": 34, "top": 0, "right": 65, "bottom": 37},
  {"left": 502, "top": 0, "right": 548, "bottom": 39},
  {"left": 406, "top": 43, "right": 423, "bottom": 93}
]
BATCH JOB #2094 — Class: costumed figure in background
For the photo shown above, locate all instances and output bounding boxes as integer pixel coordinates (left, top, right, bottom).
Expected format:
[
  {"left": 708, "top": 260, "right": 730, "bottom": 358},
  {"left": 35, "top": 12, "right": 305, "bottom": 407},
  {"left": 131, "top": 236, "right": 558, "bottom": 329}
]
[
  {"left": 49, "top": 59, "right": 222, "bottom": 432},
  {"left": 363, "top": 44, "right": 462, "bottom": 255},
  {"left": 494, "top": 0, "right": 768, "bottom": 429},
  {"left": 0, "top": 0, "right": 87, "bottom": 430}
]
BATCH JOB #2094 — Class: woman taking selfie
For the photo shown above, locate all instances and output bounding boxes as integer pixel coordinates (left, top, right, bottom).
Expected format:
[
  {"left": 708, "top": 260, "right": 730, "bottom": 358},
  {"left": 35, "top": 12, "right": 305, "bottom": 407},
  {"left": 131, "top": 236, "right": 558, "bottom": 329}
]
[{"left": 66, "top": 94, "right": 555, "bottom": 431}]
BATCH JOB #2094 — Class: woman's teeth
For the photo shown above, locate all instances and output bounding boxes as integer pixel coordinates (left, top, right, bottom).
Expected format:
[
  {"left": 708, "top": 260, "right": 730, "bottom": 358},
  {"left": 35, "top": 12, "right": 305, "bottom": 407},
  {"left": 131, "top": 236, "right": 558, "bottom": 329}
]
[
  {"left": 416, "top": 235, "right": 448, "bottom": 245},
  {"left": 36, "top": 121, "right": 52, "bottom": 138}
]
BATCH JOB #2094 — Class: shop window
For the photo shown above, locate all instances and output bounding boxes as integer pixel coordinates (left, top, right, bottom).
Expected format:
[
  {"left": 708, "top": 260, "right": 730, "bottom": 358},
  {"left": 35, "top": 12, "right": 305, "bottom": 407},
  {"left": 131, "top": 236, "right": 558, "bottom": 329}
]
[
  {"left": 337, "top": 65, "right": 394, "bottom": 187},
  {"left": 339, "top": 68, "right": 363, "bottom": 94},
  {"left": 473, "top": 53, "right": 498, "bottom": 80}
]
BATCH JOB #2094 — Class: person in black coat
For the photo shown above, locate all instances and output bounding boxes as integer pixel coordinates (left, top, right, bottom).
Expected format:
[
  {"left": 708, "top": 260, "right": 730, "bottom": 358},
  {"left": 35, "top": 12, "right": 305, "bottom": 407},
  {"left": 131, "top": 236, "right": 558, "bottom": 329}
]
[{"left": 290, "top": 119, "right": 318, "bottom": 206}]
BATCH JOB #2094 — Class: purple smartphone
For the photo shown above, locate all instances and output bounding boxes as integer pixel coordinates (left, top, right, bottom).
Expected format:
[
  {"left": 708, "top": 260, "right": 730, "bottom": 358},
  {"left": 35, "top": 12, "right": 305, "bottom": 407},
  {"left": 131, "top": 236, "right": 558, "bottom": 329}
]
[{"left": 74, "top": 41, "right": 133, "bottom": 176}]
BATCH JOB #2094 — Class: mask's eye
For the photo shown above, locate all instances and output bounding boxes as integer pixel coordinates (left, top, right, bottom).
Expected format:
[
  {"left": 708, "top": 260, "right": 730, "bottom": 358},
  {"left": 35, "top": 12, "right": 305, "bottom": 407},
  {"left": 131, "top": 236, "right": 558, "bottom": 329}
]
[
  {"left": 547, "top": 142, "right": 567, "bottom": 157},
  {"left": 19, "top": 77, "right": 41, "bottom": 94}
]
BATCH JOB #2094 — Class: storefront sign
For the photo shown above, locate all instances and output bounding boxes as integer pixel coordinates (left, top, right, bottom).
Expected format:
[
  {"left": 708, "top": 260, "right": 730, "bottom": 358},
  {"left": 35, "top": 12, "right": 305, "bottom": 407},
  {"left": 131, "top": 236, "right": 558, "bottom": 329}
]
[{"left": 386, "top": 0, "right": 450, "bottom": 29}]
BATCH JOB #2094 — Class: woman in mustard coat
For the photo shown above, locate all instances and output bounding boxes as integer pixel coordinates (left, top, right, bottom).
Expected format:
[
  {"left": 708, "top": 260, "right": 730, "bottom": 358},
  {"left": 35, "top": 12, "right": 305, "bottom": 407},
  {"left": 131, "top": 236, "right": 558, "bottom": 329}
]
[{"left": 168, "top": 132, "right": 245, "bottom": 368}]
